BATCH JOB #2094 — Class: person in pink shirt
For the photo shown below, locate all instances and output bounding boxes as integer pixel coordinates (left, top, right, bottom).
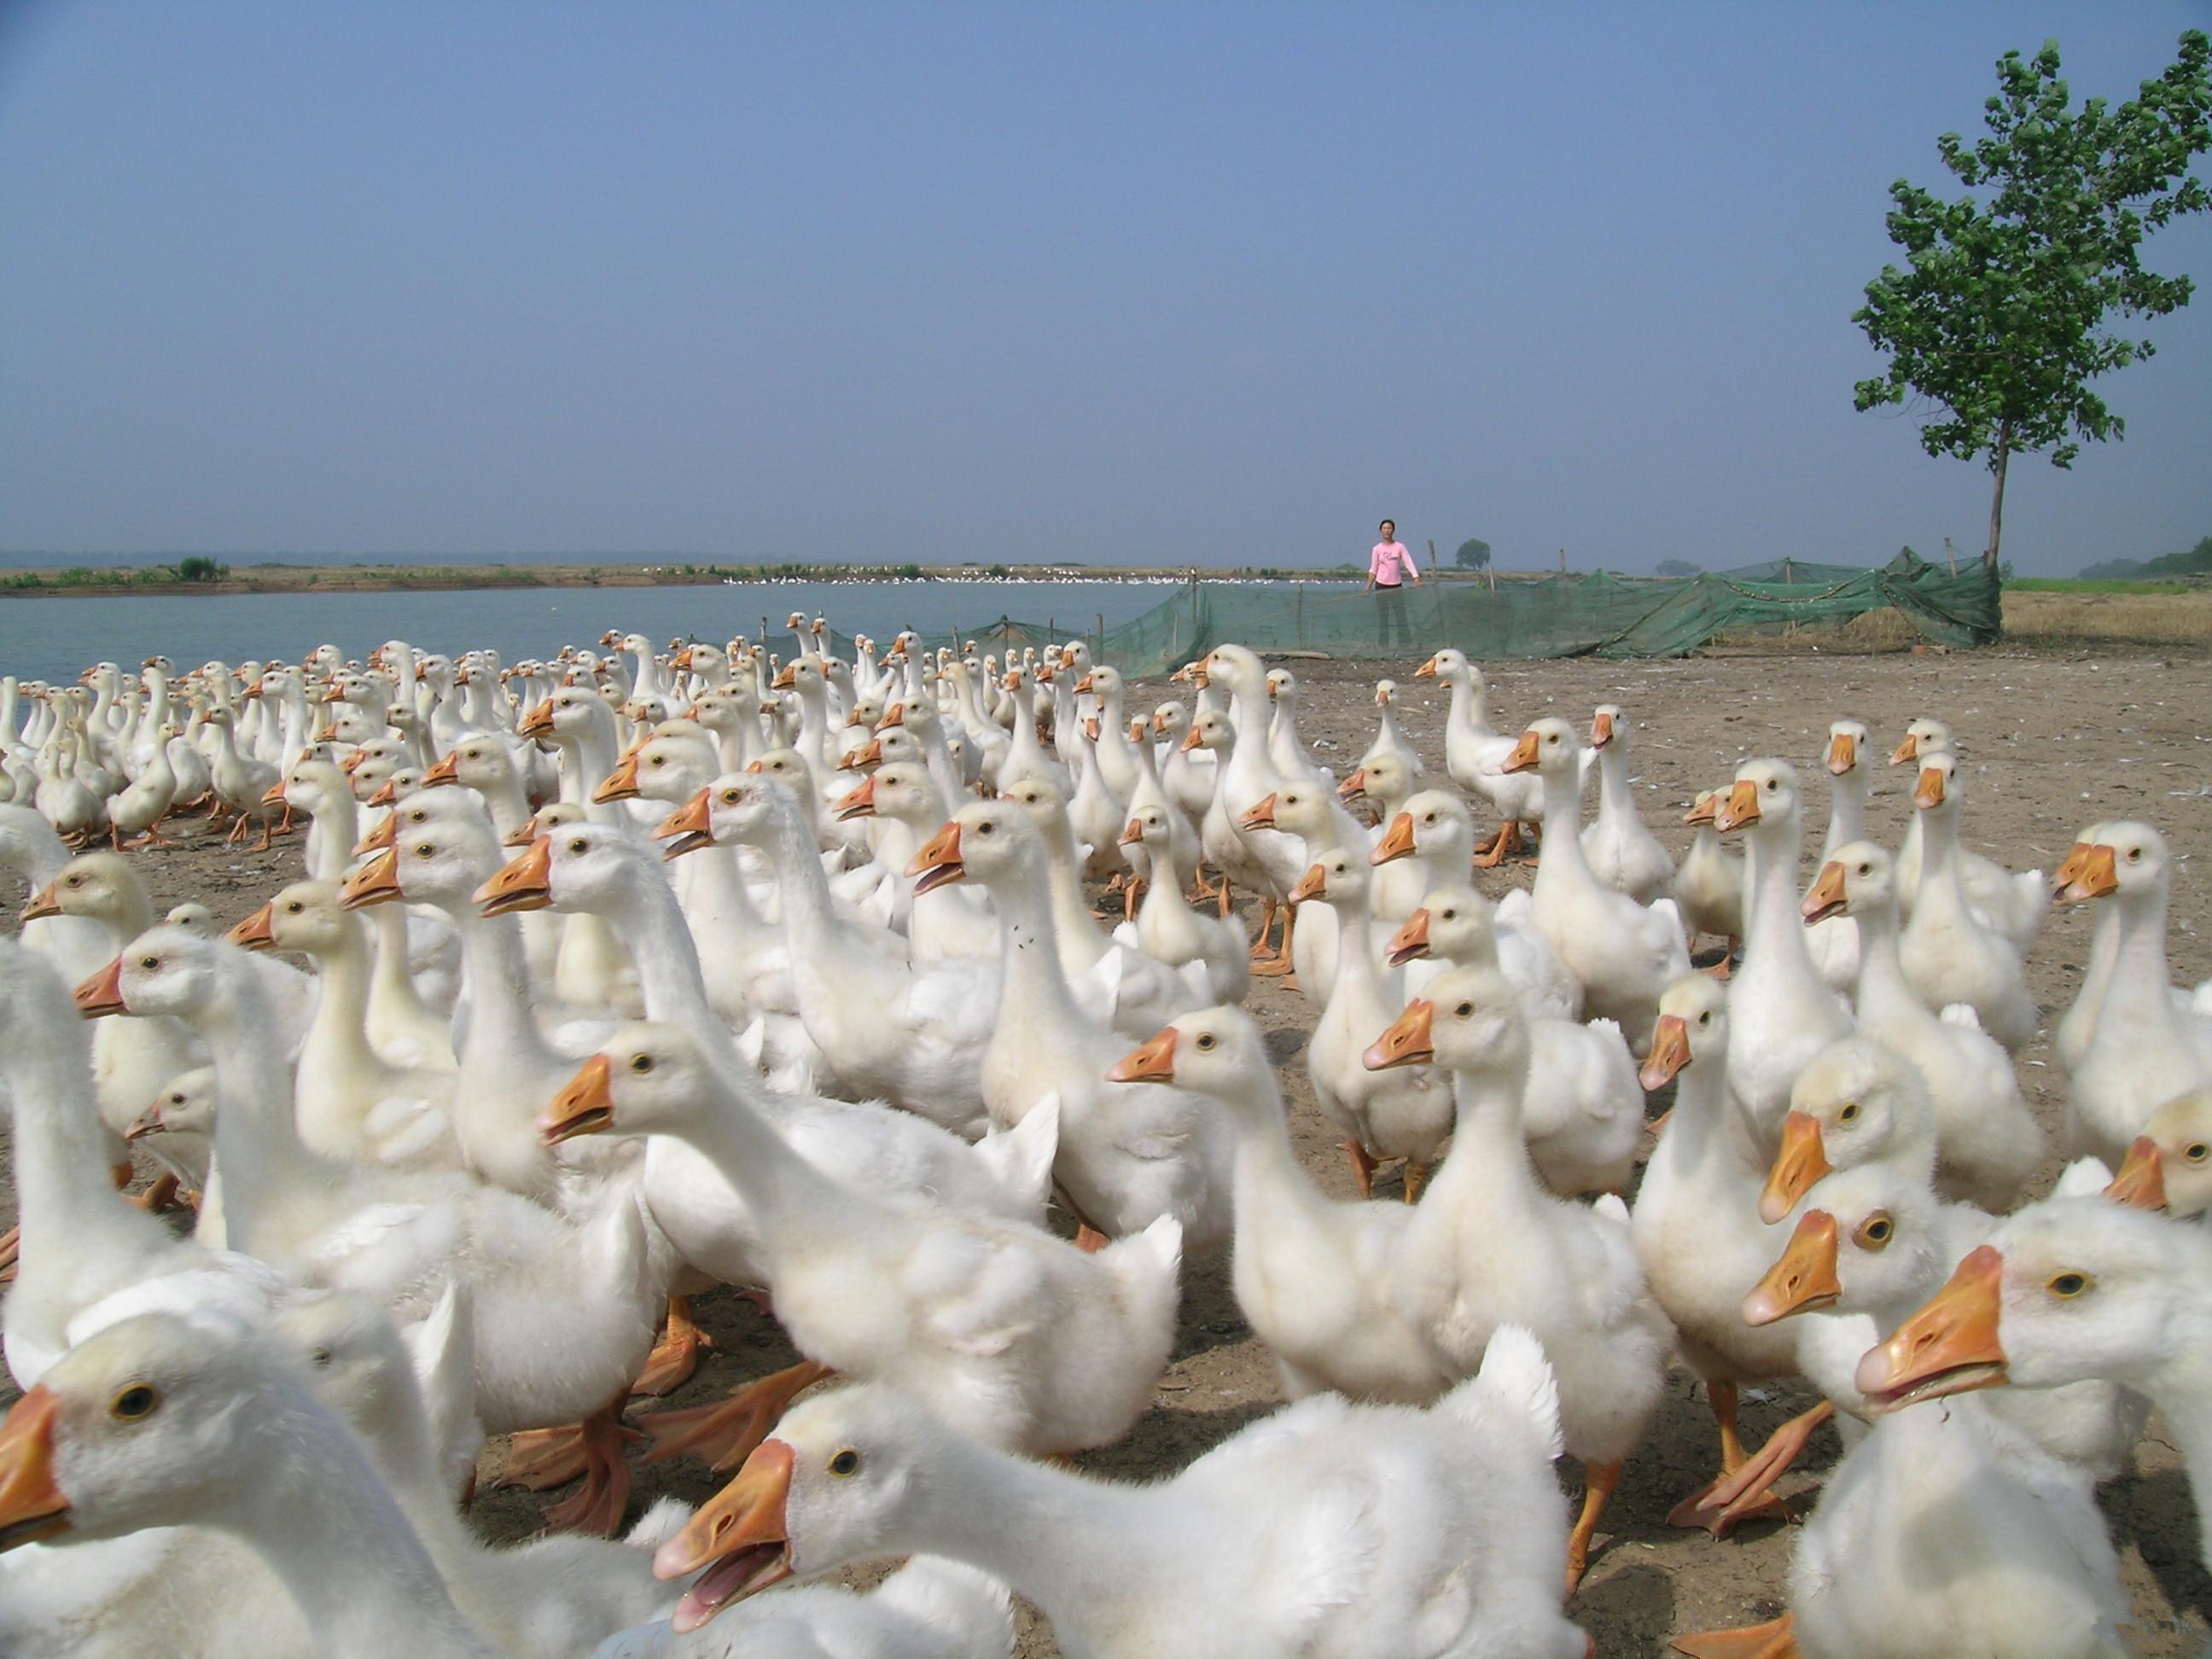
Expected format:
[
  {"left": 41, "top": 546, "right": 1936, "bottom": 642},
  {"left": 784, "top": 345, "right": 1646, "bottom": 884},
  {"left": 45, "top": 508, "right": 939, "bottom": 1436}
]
[{"left": 1365, "top": 518, "right": 1422, "bottom": 649}]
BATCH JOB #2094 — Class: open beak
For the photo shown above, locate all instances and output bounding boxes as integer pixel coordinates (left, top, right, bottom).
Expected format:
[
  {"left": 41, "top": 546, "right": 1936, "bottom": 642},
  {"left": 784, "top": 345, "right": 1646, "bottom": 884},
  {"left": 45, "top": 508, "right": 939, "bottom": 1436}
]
[
  {"left": 517, "top": 702, "right": 556, "bottom": 739},
  {"left": 20, "top": 883, "right": 61, "bottom": 923},
  {"left": 352, "top": 816, "right": 399, "bottom": 858},
  {"left": 1289, "top": 863, "right": 1328, "bottom": 905},
  {"left": 2104, "top": 1137, "right": 2168, "bottom": 1210},
  {"left": 655, "top": 792, "right": 716, "bottom": 860},
  {"left": 1713, "top": 779, "right": 1761, "bottom": 833},
  {"left": 1913, "top": 766, "right": 1946, "bottom": 810},
  {"left": 0, "top": 1387, "right": 71, "bottom": 1554},
  {"left": 124, "top": 1104, "right": 166, "bottom": 1143},
  {"left": 1590, "top": 711, "right": 1615, "bottom": 749},
  {"left": 656, "top": 1440, "right": 796, "bottom": 1632},
  {"left": 1801, "top": 860, "right": 1849, "bottom": 925},
  {"left": 539, "top": 1054, "right": 616, "bottom": 1144},
  {"left": 1237, "top": 794, "right": 1278, "bottom": 832},
  {"left": 592, "top": 754, "right": 642, "bottom": 803},
  {"left": 2061, "top": 844, "right": 2118, "bottom": 903},
  {"left": 1760, "top": 1110, "right": 1832, "bottom": 1225},
  {"left": 226, "top": 903, "right": 277, "bottom": 952},
  {"left": 259, "top": 781, "right": 288, "bottom": 808},
  {"left": 1743, "top": 1210, "right": 1842, "bottom": 1325},
  {"left": 476, "top": 838, "right": 555, "bottom": 915},
  {"left": 73, "top": 958, "right": 127, "bottom": 1019},
  {"left": 340, "top": 847, "right": 404, "bottom": 910},
  {"left": 1639, "top": 1014, "right": 1691, "bottom": 1091},
  {"left": 834, "top": 778, "right": 878, "bottom": 822},
  {"left": 1683, "top": 796, "right": 1718, "bottom": 827},
  {"left": 2049, "top": 841, "right": 2091, "bottom": 898},
  {"left": 909, "top": 823, "right": 965, "bottom": 895},
  {"left": 1108, "top": 1027, "right": 1178, "bottom": 1084},
  {"left": 1370, "top": 812, "right": 1417, "bottom": 864},
  {"left": 1074, "top": 673, "right": 1095, "bottom": 694},
  {"left": 420, "top": 750, "right": 462, "bottom": 787},
  {"left": 1889, "top": 733, "right": 1918, "bottom": 767},
  {"left": 1854, "top": 1245, "right": 2008, "bottom": 1412},
  {"left": 1827, "top": 731, "right": 1857, "bottom": 776},
  {"left": 1383, "top": 909, "right": 1431, "bottom": 968},
  {"left": 1499, "top": 730, "right": 1541, "bottom": 774},
  {"left": 1116, "top": 817, "right": 1144, "bottom": 848},
  {"left": 1337, "top": 768, "right": 1368, "bottom": 803},
  {"left": 1364, "top": 999, "right": 1435, "bottom": 1070}
]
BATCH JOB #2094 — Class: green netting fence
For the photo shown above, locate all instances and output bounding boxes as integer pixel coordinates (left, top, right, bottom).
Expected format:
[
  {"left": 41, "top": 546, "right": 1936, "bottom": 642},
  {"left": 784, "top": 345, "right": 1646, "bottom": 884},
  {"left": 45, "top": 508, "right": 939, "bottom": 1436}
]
[{"left": 946, "top": 551, "right": 2000, "bottom": 676}]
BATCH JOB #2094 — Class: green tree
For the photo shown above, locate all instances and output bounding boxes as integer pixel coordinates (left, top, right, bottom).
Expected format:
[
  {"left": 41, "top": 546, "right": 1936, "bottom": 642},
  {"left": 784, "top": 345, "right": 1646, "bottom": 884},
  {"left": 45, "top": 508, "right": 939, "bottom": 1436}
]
[
  {"left": 1853, "top": 31, "right": 2211, "bottom": 570},
  {"left": 1453, "top": 538, "right": 1492, "bottom": 570},
  {"left": 177, "top": 556, "right": 229, "bottom": 582}
]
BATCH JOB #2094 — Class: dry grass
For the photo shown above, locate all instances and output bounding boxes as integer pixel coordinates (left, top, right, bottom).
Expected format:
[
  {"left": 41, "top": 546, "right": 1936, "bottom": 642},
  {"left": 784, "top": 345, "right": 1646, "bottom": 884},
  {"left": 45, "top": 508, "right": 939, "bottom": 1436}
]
[{"left": 2000, "top": 587, "right": 2212, "bottom": 648}]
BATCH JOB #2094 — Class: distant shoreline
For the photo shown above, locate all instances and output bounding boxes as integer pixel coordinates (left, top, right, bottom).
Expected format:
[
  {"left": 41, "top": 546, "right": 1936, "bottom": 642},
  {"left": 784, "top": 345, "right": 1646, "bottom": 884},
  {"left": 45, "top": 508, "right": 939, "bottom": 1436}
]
[{"left": 0, "top": 559, "right": 1435, "bottom": 600}]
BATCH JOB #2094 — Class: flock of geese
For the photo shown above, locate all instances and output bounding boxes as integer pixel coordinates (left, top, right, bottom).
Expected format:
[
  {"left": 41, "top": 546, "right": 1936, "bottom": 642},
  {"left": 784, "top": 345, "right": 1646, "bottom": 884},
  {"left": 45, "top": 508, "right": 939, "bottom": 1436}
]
[{"left": 0, "top": 618, "right": 2209, "bottom": 1658}]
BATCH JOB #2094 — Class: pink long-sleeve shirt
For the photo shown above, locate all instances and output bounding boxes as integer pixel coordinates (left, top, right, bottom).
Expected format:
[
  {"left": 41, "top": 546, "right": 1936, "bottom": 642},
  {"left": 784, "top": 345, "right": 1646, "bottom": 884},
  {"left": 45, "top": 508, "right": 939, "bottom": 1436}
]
[{"left": 1370, "top": 540, "right": 1420, "bottom": 585}]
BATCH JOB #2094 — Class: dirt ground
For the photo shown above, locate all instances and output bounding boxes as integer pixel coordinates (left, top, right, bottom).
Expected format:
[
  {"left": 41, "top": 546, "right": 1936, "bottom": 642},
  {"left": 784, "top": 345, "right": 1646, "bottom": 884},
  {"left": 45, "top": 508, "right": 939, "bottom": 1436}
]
[{"left": 5, "top": 638, "right": 2210, "bottom": 1655}]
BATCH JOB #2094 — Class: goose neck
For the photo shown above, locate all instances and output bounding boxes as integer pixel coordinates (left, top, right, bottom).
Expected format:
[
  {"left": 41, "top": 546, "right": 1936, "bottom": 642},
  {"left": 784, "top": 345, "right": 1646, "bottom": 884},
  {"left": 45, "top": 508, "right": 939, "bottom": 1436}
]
[{"left": 989, "top": 864, "right": 1091, "bottom": 1032}]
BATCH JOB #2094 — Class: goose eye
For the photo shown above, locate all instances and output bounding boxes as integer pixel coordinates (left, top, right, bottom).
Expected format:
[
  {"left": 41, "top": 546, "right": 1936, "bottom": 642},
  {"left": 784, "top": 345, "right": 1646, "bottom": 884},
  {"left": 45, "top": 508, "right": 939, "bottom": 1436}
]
[
  {"left": 569, "top": 838, "right": 588, "bottom": 854},
  {"left": 1855, "top": 1213, "right": 1894, "bottom": 1249},
  {"left": 65, "top": 875, "right": 80, "bottom": 888},
  {"left": 2128, "top": 847, "right": 2142, "bottom": 863},
  {"left": 1766, "top": 779, "right": 1778, "bottom": 792},
  {"left": 416, "top": 843, "right": 434, "bottom": 858},
  {"left": 1454, "top": 1001, "right": 1474, "bottom": 1018},
  {"left": 629, "top": 1053, "right": 654, "bottom": 1074},
  {"left": 287, "top": 902, "right": 303, "bottom": 914},
  {"left": 110, "top": 1383, "right": 160, "bottom": 1420},
  {"left": 1697, "top": 1011, "right": 1711, "bottom": 1026},
  {"left": 1838, "top": 1102, "right": 1860, "bottom": 1124},
  {"left": 1195, "top": 1033, "right": 1217, "bottom": 1051},
  {"left": 721, "top": 789, "right": 741, "bottom": 804},
  {"left": 2047, "top": 1272, "right": 2092, "bottom": 1299},
  {"left": 2189, "top": 1144, "right": 2209, "bottom": 1164},
  {"left": 828, "top": 1448, "right": 861, "bottom": 1477},
  {"left": 140, "top": 956, "right": 160, "bottom": 970},
  {"left": 1857, "top": 863, "right": 1871, "bottom": 876},
  {"left": 309, "top": 1348, "right": 334, "bottom": 1368}
]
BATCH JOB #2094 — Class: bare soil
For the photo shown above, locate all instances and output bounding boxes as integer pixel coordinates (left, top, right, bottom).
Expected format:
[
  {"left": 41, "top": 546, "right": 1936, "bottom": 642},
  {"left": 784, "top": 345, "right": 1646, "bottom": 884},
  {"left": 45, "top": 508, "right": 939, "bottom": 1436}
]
[{"left": 5, "top": 640, "right": 2209, "bottom": 1655}]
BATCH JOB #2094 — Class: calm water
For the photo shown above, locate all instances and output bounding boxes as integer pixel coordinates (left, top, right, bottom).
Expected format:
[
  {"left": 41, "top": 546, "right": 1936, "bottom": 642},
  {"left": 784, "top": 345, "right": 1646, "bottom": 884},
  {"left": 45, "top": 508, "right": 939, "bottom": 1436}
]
[{"left": 0, "top": 580, "right": 1202, "bottom": 684}]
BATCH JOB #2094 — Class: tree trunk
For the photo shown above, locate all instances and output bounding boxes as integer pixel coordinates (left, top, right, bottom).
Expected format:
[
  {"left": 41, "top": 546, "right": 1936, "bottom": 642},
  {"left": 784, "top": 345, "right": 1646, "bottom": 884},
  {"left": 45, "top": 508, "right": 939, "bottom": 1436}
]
[{"left": 1983, "top": 421, "right": 2012, "bottom": 571}]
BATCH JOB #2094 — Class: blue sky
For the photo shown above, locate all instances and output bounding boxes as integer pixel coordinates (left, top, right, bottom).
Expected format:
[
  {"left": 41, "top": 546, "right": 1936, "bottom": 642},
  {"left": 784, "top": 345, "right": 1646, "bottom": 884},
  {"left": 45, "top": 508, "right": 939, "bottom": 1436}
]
[{"left": 1, "top": 2, "right": 2206, "bottom": 574}]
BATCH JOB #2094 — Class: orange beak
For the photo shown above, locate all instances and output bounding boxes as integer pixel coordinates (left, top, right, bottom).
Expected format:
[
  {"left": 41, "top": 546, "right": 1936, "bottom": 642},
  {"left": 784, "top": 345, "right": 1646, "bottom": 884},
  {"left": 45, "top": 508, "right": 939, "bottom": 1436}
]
[
  {"left": 1116, "top": 816, "right": 1144, "bottom": 847},
  {"left": 73, "top": 958, "right": 127, "bottom": 1019},
  {"left": 260, "top": 780, "right": 288, "bottom": 807},
  {"left": 1370, "top": 812, "right": 1417, "bottom": 865},
  {"left": 1590, "top": 710, "right": 1615, "bottom": 749},
  {"left": 539, "top": 1054, "right": 616, "bottom": 1144},
  {"left": 2049, "top": 841, "right": 2091, "bottom": 898},
  {"left": 1854, "top": 1245, "right": 2008, "bottom": 1412},
  {"left": 20, "top": 882, "right": 61, "bottom": 923},
  {"left": 1683, "top": 795, "right": 1718, "bottom": 827},
  {"left": 656, "top": 1441, "right": 797, "bottom": 1632},
  {"left": 592, "top": 754, "right": 642, "bottom": 803},
  {"left": 1364, "top": 999, "right": 1435, "bottom": 1070},
  {"left": 1713, "top": 779, "right": 1761, "bottom": 833},
  {"left": 1179, "top": 725, "right": 1204, "bottom": 752},
  {"left": 771, "top": 664, "right": 796, "bottom": 690},
  {"left": 1074, "top": 673, "right": 1095, "bottom": 694},
  {"left": 655, "top": 791, "right": 715, "bottom": 860},
  {"left": 366, "top": 775, "right": 405, "bottom": 808},
  {"left": 837, "top": 737, "right": 882, "bottom": 771},
  {"left": 1826, "top": 731, "right": 1857, "bottom": 776},
  {"left": 834, "top": 777, "right": 878, "bottom": 822},
  {"left": 1913, "top": 766, "right": 1946, "bottom": 811},
  {"left": 518, "top": 702, "right": 556, "bottom": 739},
  {"left": 1107, "top": 1027, "right": 1178, "bottom": 1084},
  {"left": 0, "top": 1386, "right": 71, "bottom": 1553},
  {"left": 477, "top": 838, "right": 556, "bottom": 915},
  {"left": 1150, "top": 708, "right": 1170, "bottom": 735},
  {"left": 909, "top": 823, "right": 965, "bottom": 894},
  {"left": 1802, "top": 860, "right": 1850, "bottom": 925},
  {"left": 340, "top": 847, "right": 404, "bottom": 910},
  {"left": 2062, "top": 844, "right": 2118, "bottom": 903},
  {"left": 1289, "top": 862, "right": 1328, "bottom": 905},
  {"left": 877, "top": 703, "right": 906, "bottom": 729},
  {"left": 1760, "top": 1109, "right": 1833, "bottom": 1225},
  {"left": 1412, "top": 655, "right": 1439, "bottom": 679},
  {"left": 1499, "top": 730, "right": 1542, "bottom": 774},
  {"left": 1888, "top": 733, "right": 1918, "bottom": 767},
  {"left": 504, "top": 815, "right": 543, "bottom": 848},
  {"left": 1337, "top": 768, "right": 1369, "bottom": 803},
  {"left": 2104, "top": 1137, "right": 2168, "bottom": 1210},
  {"left": 226, "top": 902, "right": 277, "bottom": 952},
  {"left": 1639, "top": 1013, "right": 1692, "bottom": 1091},
  {"left": 1237, "top": 793, "right": 1278, "bottom": 832},
  {"left": 1383, "top": 908, "right": 1432, "bottom": 968},
  {"left": 352, "top": 815, "right": 399, "bottom": 858},
  {"left": 1743, "top": 1210, "right": 1842, "bottom": 1325},
  {"left": 421, "top": 750, "right": 462, "bottom": 787}
]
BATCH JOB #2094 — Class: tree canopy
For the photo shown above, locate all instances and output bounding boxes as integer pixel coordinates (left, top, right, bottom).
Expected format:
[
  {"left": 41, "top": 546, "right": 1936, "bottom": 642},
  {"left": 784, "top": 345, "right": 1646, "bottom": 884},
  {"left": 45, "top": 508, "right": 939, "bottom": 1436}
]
[
  {"left": 1853, "top": 31, "right": 2210, "bottom": 568},
  {"left": 1453, "top": 538, "right": 1491, "bottom": 570}
]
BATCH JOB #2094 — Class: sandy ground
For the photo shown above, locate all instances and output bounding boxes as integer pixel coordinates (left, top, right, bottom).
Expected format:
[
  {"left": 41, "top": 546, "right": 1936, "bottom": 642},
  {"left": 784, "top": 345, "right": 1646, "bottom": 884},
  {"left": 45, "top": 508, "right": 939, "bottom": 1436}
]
[{"left": 4, "top": 638, "right": 2210, "bottom": 1655}]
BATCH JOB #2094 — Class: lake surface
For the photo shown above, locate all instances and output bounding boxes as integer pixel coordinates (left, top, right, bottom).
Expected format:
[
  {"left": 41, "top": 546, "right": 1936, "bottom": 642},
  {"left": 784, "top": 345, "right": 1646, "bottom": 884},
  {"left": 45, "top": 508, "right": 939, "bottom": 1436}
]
[{"left": 0, "top": 579, "right": 1231, "bottom": 683}]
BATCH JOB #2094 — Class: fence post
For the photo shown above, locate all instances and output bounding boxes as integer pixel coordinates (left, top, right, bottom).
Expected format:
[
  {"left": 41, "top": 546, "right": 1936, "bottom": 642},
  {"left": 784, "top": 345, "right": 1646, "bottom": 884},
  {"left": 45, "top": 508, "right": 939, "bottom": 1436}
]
[{"left": 1295, "top": 582, "right": 1305, "bottom": 644}]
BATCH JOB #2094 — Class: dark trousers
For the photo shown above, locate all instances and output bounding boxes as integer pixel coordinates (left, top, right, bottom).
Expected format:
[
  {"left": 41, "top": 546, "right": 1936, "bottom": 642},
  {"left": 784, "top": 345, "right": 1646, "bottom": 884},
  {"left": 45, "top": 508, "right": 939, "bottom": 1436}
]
[{"left": 1375, "top": 582, "right": 1412, "bottom": 649}]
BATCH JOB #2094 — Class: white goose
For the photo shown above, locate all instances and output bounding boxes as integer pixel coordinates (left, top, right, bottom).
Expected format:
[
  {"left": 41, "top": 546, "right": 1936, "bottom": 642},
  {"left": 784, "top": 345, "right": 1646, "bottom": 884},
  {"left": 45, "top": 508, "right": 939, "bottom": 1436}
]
[
  {"left": 1578, "top": 704, "right": 1673, "bottom": 905},
  {"left": 1413, "top": 648, "right": 1541, "bottom": 864},
  {"left": 1898, "top": 751, "right": 2037, "bottom": 1052}
]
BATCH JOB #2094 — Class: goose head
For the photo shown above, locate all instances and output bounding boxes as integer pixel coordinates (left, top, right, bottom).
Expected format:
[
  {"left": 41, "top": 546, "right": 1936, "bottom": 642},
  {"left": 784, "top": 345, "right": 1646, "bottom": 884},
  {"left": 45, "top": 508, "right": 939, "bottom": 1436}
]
[
  {"left": 1855, "top": 1196, "right": 2203, "bottom": 1410},
  {"left": 1412, "top": 647, "right": 1472, "bottom": 687},
  {"left": 76, "top": 927, "right": 238, "bottom": 1025},
  {"left": 519, "top": 684, "right": 615, "bottom": 747},
  {"left": 1714, "top": 758, "right": 1802, "bottom": 837},
  {"left": 1588, "top": 703, "right": 1627, "bottom": 753},
  {"left": 1371, "top": 788, "right": 1470, "bottom": 869},
  {"left": 511, "top": 801, "right": 585, "bottom": 847},
  {"left": 1344, "top": 749, "right": 1418, "bottom": 819},
  {"left": 1200, "top": 644, "right": 1264, "bottom": 700},
  {"left": 1639, "top": 974, "right": 1731, "bottom": 1092},
  {"left": 481, "top": 821, "right": 658, "bottom": 917},
  {"left": 1288, "top": 846, "right": 1368, "bottom": 912},
  {"left": 1825, "top": 719, "right": 1870, "bottom": 778},
  {"left": 0, "top": 1310, "right": 317, "bottom": 1549},
  {"left": 128, "top": 1066, "right": 218, "bottom": 1143},
  {"left": 269, "top": 1290, "right": 432, "bottom": 1470},
  {"left": 1387, "top": 884, "right": 1500, "bottom": 970},
  {"left": 1761, "top": 1036, "right": 1935, "bottom": 1224},
  {"left": 352, "top": 787, "right": 492, "bottom": 860},
  {"left": 1906, "top": 748, "right": 1963, "bottom": 824},
  {"left": 1109, "top": 1004, "right": 1277, "bottom": 1122},
  {"left": 1802, "top": 840, "right": 1897, "bottom": 926},
  {"left": 1501, "top": 716, "right": 1580, "bottom": 782},
  {"left": 1256, "top": 778, "right": 1335, "bottom": 844},
  {"left": 274, "top": 757, "right": 349, "bottom": 818},
  {"left": 2058, "top": 821, "right": 2167, "bottom": 910},
  {"left": 1182, "top": 708, "right": 1235, "bottom": 755},
  {"left": 1365, "top": 963, "right": 1528, "bottom": 1080},
  {"left": 1151, "top": 702, "right": 1190, "bottom": 744},
  {"left": 231, "top": 881, "right": 356, "bottom": 958},
  {"left": 1743, "top": 1161, "right": 1953, "bottom": 1329},
  {"left": 911, "top": 798, "right": 1045, "bottom": 897},
  {"left": 1078, "top": 664, "right": 1126, "bottom": 707},
  {"left": 1118, "top": 800, "right": 1179, "bottom": 857},
  {"left": 163, "top": 902, "right": 218, "bottom": 937},
  {"left": 539, "top": 1023, "right": 714, "bottom": 1145},
  {"left": 346, "top": 813, "right": 502, "bottom": 917},
  {"left": 1889, "top": 717, "right": 1953, "bottom": 768},
  {"left": 2106, "top": 1089, "right": 2212, "bottom": 1218},
  {"left": 745, "top": 748, "right": 817, "bottom": 799},
  {"left": 602, "top": 729, "right": 718, "bottom": 806},
  {"left": 996, "top": 774, "right": 1075, "bottom": 841},
  {"left": 422, "top": 733, "right": 522, "bottom": 800},
  {"left": 21, "top": 850, "right": 150, "bottom": 932}
]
